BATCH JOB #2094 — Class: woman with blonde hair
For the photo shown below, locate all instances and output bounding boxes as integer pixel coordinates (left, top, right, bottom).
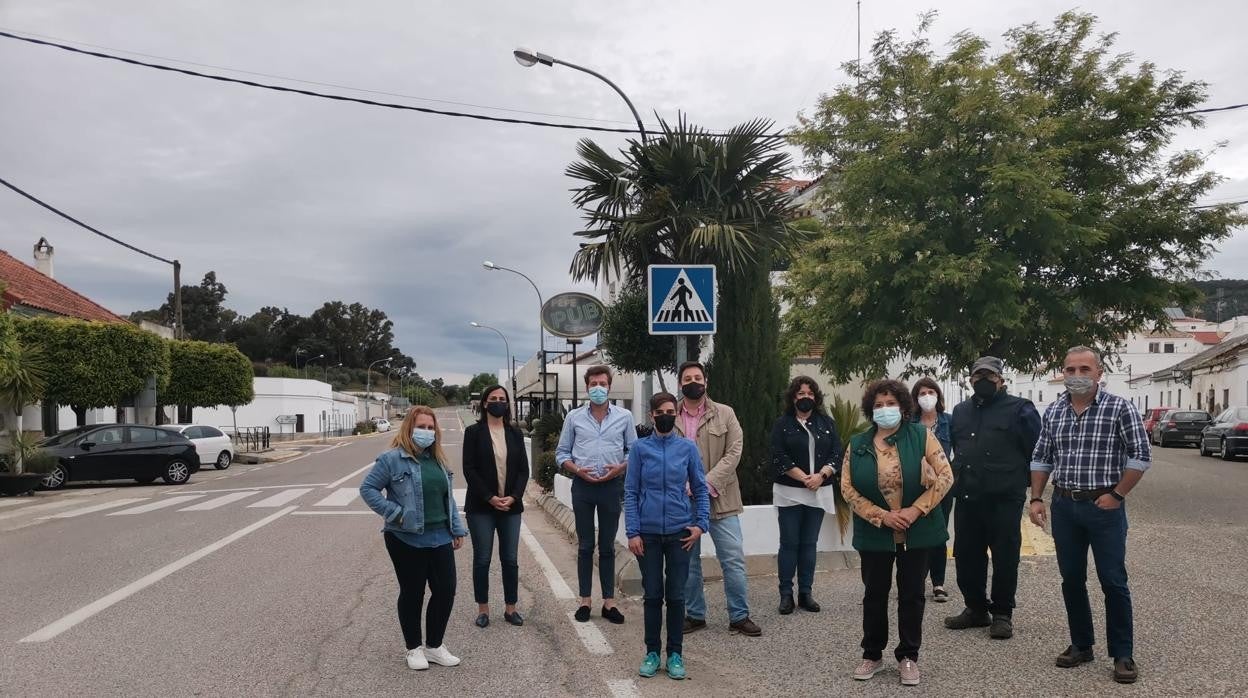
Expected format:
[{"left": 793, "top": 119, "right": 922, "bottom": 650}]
[{"left": 360, "top": 406, "right": 467, "bottom": 671}]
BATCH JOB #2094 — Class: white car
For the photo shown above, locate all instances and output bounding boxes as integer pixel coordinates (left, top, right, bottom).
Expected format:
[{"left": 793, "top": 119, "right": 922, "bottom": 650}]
[
  {"left": 159, "top": 424, "right": 235, "bottom": 470},
  {"left": 371, "top": 418, "right": 392, "bottom": 433}
]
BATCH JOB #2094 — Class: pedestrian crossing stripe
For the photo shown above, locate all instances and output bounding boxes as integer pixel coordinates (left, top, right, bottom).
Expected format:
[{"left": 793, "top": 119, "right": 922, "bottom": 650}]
[
  {"left": 648, "top": 264, "right": 717, "bottom": 335},
  {"left": 33, "top": 488, "right": 469, "bottom": 520}
]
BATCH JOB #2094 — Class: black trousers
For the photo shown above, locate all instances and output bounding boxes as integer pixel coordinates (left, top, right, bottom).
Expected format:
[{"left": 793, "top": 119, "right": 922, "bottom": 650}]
[
  {"left": 928, "top": 496, "right": 955, "bottom": 586},
  {"left": 384, "top": 533, "right": 457, "bottom": 650},
  {"left": 860, "top": 545, "right": 931, "bottom": 662},
  {"left": 953, "top": 495, "right": 1024, "bottom": 617}
]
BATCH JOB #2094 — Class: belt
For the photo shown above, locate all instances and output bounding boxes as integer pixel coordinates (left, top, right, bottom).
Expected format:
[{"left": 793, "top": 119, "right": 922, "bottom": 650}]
[{"left": 1053, "top": 486, "right": 1113, "bottom": 501}]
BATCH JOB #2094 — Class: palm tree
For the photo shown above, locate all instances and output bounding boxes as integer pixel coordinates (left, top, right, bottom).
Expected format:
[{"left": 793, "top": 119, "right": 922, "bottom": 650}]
[
  {"left": 566, "top": 115, "right": 807, "bottom": 284},
  {"left": 0, "top": 320, "right": 48, "bottom": 474}
]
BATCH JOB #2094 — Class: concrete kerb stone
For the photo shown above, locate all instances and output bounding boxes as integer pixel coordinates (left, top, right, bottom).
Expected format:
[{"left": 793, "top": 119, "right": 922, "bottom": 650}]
[{"left": 534, "top": 488, "right": 860, "bottom": 597}]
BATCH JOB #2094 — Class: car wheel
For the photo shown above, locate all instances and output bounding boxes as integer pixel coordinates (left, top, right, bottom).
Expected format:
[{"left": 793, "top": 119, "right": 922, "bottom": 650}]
[
  {"left": 1221, "top": 439, "right": 1236, "bottom": 462},
  {"left": 1199, "top": 439, "right": 1211, "bottom": 457},
  {"left": 163, "top": 459, "right": 192, "bottom": 484},
  {"left": 214, "top": 451, "right": 232, "bottom": 470},
  {"left": 41, "top": 463, "right": 68, "bottom": 490},
  {"left": 135, "top": 476, "right": 156, "bottom": 484}
]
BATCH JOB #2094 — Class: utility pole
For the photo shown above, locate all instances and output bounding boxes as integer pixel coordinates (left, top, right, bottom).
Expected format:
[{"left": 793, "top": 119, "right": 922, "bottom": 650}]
[{"left": 173, "top": 259, "right": 183, "bottom": 339}]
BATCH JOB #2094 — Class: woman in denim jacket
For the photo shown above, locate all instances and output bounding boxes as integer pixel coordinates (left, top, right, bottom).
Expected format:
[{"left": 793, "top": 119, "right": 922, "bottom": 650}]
[
  {"left": 911, "top": 377, "right": 954, "bottom": 603},
  {"left": 360, "top": 406, "right": 467, "bottom": 672}
]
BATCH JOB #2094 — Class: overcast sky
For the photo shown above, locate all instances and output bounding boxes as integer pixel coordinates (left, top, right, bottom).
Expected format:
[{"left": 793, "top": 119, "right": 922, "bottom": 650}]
[{"left": 2, "top": 1, "right": 1245, "bottom": 384}]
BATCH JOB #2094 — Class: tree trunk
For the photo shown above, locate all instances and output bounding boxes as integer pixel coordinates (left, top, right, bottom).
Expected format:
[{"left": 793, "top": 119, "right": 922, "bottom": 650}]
[
  {"left": 72, "top": 406, "right": 87, "bottom": 427},
  {"left": 11, "top": 411, "right": 24, "bottom": 474}
]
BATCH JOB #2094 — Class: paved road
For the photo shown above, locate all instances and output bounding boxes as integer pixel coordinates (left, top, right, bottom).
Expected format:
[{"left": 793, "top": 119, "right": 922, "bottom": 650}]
[{"left": 0, "top": 409, "right": 1244, "bottom": 696}]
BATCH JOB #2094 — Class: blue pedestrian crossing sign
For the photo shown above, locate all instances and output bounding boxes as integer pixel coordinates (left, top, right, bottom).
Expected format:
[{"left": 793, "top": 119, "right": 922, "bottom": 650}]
[{"left": 648, "top": 264, "right": 716, "bottom": 335}]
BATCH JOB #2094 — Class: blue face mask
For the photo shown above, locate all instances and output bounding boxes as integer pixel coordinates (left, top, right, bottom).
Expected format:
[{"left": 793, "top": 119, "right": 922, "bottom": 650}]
[
  {"left": 873, "top": 406, "right": 902, "bottom": 429},
  {"left": 412, "top": 428, "right": 436, "bottom": 448},
  {"left": 587, "top": 385, "right": 609, "bottom": 405}
]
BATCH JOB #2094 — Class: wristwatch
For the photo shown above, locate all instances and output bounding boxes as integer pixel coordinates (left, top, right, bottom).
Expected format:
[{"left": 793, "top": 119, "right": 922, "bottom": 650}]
[{"left": 1109, "top": 490, "right": 1125, "bottom": 502}]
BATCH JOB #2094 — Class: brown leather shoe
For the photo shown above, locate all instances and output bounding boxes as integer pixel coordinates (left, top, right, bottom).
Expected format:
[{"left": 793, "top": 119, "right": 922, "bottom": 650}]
[
  {"left": 1114, "top": 658, "right": 1138, "bottom": 684},
  {"left": 683, "top": 617, "right": 707, "bottom": 634},
  {"left": 729, "top": 617, "right": 762, "bottom": 637}
]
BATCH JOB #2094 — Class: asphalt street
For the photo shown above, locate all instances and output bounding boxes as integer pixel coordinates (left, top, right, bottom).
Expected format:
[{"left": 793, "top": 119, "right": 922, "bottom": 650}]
[{"left": 1, "top": 408, "right": 1245, "bottom": 696}]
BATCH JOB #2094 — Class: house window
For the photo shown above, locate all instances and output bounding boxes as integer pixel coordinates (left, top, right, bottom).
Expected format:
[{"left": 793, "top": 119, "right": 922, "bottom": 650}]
[
  {"left": 1164, "top": 343, "right": 1175, "bottom": 353},
  {"left": 1028, "top": 390, "right": 1033, "bottom": 399},
  {"left": 1167, "top": 391, "right": 1172, "bottom": 405},
  {"left": 1148, "top": 342, "right": 1160, "bottom": 353},
  {"left": 1225, "top": 389, "right": 1231, "bottom": 410},
  {"left": 1145, "top": 395, "right": 1149, "bottom": 410},
  {"left": 1198, "top": 392, "right": 1203, "bottom": 409},
  {"left": 1038, "top": 391, "right": 1044, "bottom": 402},
  {"left": 1178, "top": 389, "right": 1182, "bottom": 408}
]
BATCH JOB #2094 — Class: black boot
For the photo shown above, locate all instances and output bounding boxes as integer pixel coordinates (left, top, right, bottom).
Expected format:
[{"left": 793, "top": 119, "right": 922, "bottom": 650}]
[
  {"left": 798, "top": 593, "right": 821, "bottom": 613},
  {"left": 778, "top": 595, "right": 796, "bottom": 615},
  {"left": 944, "top": 608, "right": 992, "bottom": 629}
]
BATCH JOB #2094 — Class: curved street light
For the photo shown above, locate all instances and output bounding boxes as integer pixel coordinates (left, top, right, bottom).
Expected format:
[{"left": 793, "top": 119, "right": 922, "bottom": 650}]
[
  {"left": 471, "top": 322, "right": 517, "bottom": 420},
  {"left": 364, "top": 357, "right": 391, "bottom": 421},
  {"left": 483, "top": 260, "right": 547, "bottom": 414},
  {"left": 304, "top": 354, "right": 325, "bottom": 380},
  {"left": 512, "top": 47, "right": 648, "bottom": 143}
]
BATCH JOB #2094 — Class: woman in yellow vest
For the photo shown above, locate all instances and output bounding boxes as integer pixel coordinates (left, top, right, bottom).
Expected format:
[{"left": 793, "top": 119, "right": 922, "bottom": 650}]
[{"left": 841, "top": 379, "right": 953, "bottom": 687}]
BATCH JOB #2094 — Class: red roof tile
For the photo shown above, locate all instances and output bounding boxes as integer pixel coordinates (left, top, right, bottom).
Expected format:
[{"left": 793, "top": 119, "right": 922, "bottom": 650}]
[
  {"left": 0, "top": 249, "right": 127, "bottom": 323},
  {"left": 1191, "top": 331, "right": 1224, "bottom": 345}
]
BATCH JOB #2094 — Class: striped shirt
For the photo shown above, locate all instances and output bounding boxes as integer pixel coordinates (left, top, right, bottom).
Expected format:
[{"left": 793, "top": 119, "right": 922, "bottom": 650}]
[{"left": 1030, "top": 389, "right": 1152, "bottom": 490}]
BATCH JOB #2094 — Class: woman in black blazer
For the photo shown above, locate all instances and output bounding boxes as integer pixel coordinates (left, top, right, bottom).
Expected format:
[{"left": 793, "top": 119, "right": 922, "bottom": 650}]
[{"left": 462, "top": 385, "right": 529, "bottom": 629}]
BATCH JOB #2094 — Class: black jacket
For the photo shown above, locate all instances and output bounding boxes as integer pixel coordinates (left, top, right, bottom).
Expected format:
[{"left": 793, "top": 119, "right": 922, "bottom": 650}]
[
  {"left": 950, "top": 390, "right": 1042, "bottom": 499},
  {"left": 770, "top": 412, "right": 843, "bottom": 489},
  {"left": 462, "top": 420, "right": 529, "bottom": 514}
]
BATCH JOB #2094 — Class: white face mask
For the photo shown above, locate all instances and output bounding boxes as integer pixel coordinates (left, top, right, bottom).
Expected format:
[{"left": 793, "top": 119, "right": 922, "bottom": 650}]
[{"left": 918, "top": 394, "right": 938, "bottom": 413}]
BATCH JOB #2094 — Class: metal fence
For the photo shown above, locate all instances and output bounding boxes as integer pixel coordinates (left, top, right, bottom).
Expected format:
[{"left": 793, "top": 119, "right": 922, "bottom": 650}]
[{"left": 233, "top": 427, "right": 271, "bottom": 452}]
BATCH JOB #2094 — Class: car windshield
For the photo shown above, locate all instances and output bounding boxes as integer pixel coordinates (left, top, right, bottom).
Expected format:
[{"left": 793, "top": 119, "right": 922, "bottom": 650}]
[{"left": 38, "top": 426, "right": 94, "bottom": 447}]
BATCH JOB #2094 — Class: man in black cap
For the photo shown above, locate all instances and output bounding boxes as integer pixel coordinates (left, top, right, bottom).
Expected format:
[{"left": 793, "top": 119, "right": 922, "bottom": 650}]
[{"left": 944, "top": 356, "right": 1042, "bottom": 639}]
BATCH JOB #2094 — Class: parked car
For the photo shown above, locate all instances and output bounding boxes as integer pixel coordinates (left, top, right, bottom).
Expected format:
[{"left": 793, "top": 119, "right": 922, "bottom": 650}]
[
  {"left": 1199, "top": 407, "right": 1248, "bottom": 460},
  {"left": 1142, "top": 407, "right": 1174, "bottom": 438},
  {"left": 371, "top": 418, "right": 392, "bottom": 432},
  {"left": 158, "top": 424, "right": 235, "bottom": 470},
  {"left": 37, "top": 424, "right": 201, "bottom": 489},
  {"left": 1151, "top": 410, "right": 1212, "bottom": 447}
]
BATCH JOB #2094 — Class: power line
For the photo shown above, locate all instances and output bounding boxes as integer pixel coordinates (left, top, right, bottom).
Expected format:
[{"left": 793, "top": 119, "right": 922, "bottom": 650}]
[
  {"left": 0, "top": 175, "right": 174, "bottom": 265},
  {"left": 0, "top": 26, "right": 652, "bottom": 128},
  {"left": 1192, "top": 198, "right": 1248, "bottom": 209}
]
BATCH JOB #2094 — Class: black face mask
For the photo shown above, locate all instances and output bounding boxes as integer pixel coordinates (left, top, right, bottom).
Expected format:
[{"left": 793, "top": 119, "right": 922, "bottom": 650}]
[
  {"left": 795, "top": 397, "right": 816, "bottom": 413},
  {"left": 681, "top": 382, "right": 706, "bottom": 400},
  {"left": 972, "top": 378, "right": 998, "bottom": 400},
  {"left": 654, "top": 414, "right": 677, "bottom": 433},
  {"left": 486, "top": 402, "right": 509, "bottom": 418}
]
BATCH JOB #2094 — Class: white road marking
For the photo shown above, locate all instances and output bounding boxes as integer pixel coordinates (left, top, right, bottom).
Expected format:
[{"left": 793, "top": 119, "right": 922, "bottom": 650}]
[
  {"left": 326, "top": 462, "right": 375, "bottom": 489},
  {"left": 109, "top": 495, "right": 205, "bottom": 516},
  {"left": 519, "top": 523, "right": 574, "bottom": 600},
  {"left": 20, "top": 506, "right": 297, "bottom": 643},
  {"left": 313, "top": 488, "right": 359, "bottom": 507},
  {"left": 162, "top": 483, "right": 328, "bottom": 496},
  {"left": 0, "top": 498, "right": 90, "bottom": 521},
  {"left": 0, "top": 499, "right": 34, "bottom": 509},
  {"left": 570, "top": 611, "right": 614, "bottom": 655},
  {"left": 607, "top": 679, "right": 642, "bottom": 697},
  {"left": 290, "top": 510, "right": 372, "bottom": 516},
  {"left": 178, "top": 492, "right": 258, "bottom": 511},
  {"left": 41, "top": 498, "right": 149, "bottom": 519},
  {"left": 247, "top": 488, "right": 312, "bottom": 508},
  {"left": 64, "top": 488, "right": 117, "bottom": 497}
]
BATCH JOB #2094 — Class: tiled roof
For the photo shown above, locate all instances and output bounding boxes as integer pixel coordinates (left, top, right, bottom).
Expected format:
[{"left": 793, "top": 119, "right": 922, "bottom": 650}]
[
  {"left": 0, "top": 249, "right": 127, "bottom": 323},
  {"left": 1191, "top": 331, "right": 1224, "bottom": 345}
]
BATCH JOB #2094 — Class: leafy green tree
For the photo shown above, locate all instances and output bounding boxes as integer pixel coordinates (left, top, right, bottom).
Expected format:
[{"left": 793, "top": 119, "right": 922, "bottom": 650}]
[
  {"left": 784, "top": 12, "right": 1246, "bottom": 379},
  {"left": 598, "top": 283, "right": 675, "bottom": 389},
  {"left": 130, "top": 271, "right": 236, "bottom": 342},
  {"left": 164, "top": 340, "right": 255, "bottom": 417},
  {"left": 0, "top": 311, "right": 48, "bottom": 473},
  {"left": 467, "top": 372, "right": 498, "bottom": 396},
  {"left": 15, "top": 317, "right": 170, "bottom": 426}
]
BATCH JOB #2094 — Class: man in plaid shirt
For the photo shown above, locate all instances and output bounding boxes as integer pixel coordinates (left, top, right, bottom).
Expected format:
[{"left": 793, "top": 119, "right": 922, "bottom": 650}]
[{"left": 1029, "top": 346, "right": 1151, "bottom": 685}]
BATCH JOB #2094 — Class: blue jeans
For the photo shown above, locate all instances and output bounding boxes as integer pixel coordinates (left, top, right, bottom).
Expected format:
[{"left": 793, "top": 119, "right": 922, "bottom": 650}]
[
  {"left": 684, "top": 515, "right": 750, "bottom": 623},
  {"left": 572, "top": 478, "right": 623, "bottom": 599},
  {"left": 777, "top": 504, "right": 824, "bottom": 596},
  {"left": 637, "top": 533, "right": 692, "bottom": 656},
  {"left": 467, "top": 511, "right": 521, "bottom": 605},
  {"left": 1050, "top": 495, "right": 1134, "bottom": 658}
]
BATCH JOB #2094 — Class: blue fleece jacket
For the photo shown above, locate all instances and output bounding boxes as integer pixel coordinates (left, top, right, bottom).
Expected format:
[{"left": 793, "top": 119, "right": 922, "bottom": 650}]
[{"left": 624, "top": 431, "right": 710, "bottom": 538}]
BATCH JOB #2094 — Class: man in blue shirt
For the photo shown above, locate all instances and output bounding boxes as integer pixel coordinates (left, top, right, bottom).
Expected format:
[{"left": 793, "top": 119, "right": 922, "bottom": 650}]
[
  {"left": 556, "top": 364, "right": 637, "bottom": 624},
  {"left": 1030, "top": 346, "right": 1151, "bottom": 684}
]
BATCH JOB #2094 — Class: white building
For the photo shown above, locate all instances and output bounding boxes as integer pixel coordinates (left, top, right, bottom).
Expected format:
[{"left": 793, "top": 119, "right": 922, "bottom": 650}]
[{"left": 194, "top": 377, "right": 361, "bottom": 437}]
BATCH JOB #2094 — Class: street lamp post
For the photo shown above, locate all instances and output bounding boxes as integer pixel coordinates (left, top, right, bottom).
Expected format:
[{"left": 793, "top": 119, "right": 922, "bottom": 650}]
[
  {"left": 326, "top": 362, "right": 341, "bottom": 384},
  {"left": 483, "top": 260, "right": 546, "bottom": 415},
  {"left": 294, "top": 347, "right": 306, "bottom": 372},
  {"left": 304, "top": 354, "right": 324, "bottom": 380},
  {"left": 364, "top": 357, "right": 391, "bottom": 421},
  {"left": 471, "top": 322, "right": 517, "bottom": 421},
  {"left": 512, "top": 48, "right": 648, "bottom": 143}
]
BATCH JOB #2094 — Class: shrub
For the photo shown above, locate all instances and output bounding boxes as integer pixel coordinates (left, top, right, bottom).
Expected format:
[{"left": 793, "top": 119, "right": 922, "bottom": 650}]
[
  {"left": 531, "top": 411, "right": 566, "bottom": 491},
  {"left": 354, "top": 420, "right": 377, "bottom": 435}
]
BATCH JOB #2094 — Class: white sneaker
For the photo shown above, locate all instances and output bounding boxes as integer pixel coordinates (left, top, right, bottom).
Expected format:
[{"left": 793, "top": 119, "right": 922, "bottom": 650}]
[
  {"left": 405, "top": 647, "right": 428, "bottom": 671},
  {"left": 423, "top": 644, "right": 461, "bottom": 667}
]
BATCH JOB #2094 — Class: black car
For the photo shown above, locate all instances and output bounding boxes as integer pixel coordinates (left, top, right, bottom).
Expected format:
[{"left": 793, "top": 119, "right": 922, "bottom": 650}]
[
  {"left": 38, "top": 424, "right": 201, "bottom": 489},
  {"left": 1151, "top": 410, "right": 1212, "bottom": 447},
  {"left": 1199, "top": 407, "right": 1248, "bottom": 461}
]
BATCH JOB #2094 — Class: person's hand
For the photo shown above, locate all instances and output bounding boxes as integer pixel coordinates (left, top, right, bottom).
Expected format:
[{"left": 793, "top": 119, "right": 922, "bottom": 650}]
[
  {"left": 1028, "top": 500, "right": 1047, "bottom": 528},
  {"left": 685, "top": 482, "right": 692, "bottom": 497},
  {"left": 680, "top": 526, "right": 704, "bottom": 551},
  {"left": 600, "top": 462, "right": 626, "bottom": 481},
  {"left": 452, "top": 536, "right": 464, "bottom": 550},
  {"left": 1094, "top": 493, "right": 1122, "bottom": 511},
  {"left": 881, "top": 511, "right": 910, "bottom": 531},
  {"left": 628, "top": 536, "right": 645, "bottom": 556},
  {"left": 801, "top": 473, "right": 820, "bottom": 491},
  {"left": 577, "top": 465, "right": 600, "bottom": 482},
  {"left": 489, "top": 495, "right": 510, "bottom": 511},
  {"left": 897, "top": 506, "right": 921, "bottom": 526},
  {"left": 499, "top": 496, "right": 516, "bottom": 509}
]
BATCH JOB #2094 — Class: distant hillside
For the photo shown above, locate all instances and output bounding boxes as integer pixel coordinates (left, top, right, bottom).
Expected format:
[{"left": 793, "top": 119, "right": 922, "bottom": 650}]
[{"left": 1189, "top": 280, "right": 1248, "bottom": 321}]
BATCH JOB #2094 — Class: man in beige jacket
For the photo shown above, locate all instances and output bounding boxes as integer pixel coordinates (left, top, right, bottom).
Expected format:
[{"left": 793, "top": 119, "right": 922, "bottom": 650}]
[{"left": 675, "top": 361, "right": 762, "bottom": 637}]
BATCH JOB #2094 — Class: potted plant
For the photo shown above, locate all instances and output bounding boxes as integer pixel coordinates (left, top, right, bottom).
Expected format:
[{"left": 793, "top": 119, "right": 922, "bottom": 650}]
[{"left": 0, "top": 311, "right": 49, "bottom": 495}]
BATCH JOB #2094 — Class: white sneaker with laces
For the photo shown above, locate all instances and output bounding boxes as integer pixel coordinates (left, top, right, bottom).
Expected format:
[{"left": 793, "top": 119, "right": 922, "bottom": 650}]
[
  {"left": 423, "top": 644, "right": 461, "bottom": 667},
  {"left": 405, "top": 648, "right": 428, "bottom": 671}
]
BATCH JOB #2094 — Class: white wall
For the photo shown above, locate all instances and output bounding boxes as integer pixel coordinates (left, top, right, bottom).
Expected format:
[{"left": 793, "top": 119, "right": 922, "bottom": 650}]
[{"left": 194, "top": 377, "right": 359, "bottom": 434}]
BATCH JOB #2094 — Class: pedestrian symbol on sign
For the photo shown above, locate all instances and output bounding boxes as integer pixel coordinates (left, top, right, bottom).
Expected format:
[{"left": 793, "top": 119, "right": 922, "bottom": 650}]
[{"left": 648, "top": 264, "right": 716, "bottom": 335}]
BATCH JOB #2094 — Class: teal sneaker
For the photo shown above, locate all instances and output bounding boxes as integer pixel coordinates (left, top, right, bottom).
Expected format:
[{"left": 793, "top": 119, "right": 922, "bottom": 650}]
[
  {"left": 666, "top": 652, "right": 687, "bottom": 680},
  {"left": 639, "top": 652, "right": 660, "bottom": 678}
]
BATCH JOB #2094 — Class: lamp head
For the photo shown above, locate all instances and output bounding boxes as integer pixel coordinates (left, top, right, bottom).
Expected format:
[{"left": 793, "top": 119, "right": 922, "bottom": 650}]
[
  {"left": 512, "top": 48, "right": 554, "bottom": 67},
  {"left": 470, "top": 322, "right": 481, "bottom": 327},
  {"left": 482, "top": 260, "right": 496, "bottom": 270}
]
